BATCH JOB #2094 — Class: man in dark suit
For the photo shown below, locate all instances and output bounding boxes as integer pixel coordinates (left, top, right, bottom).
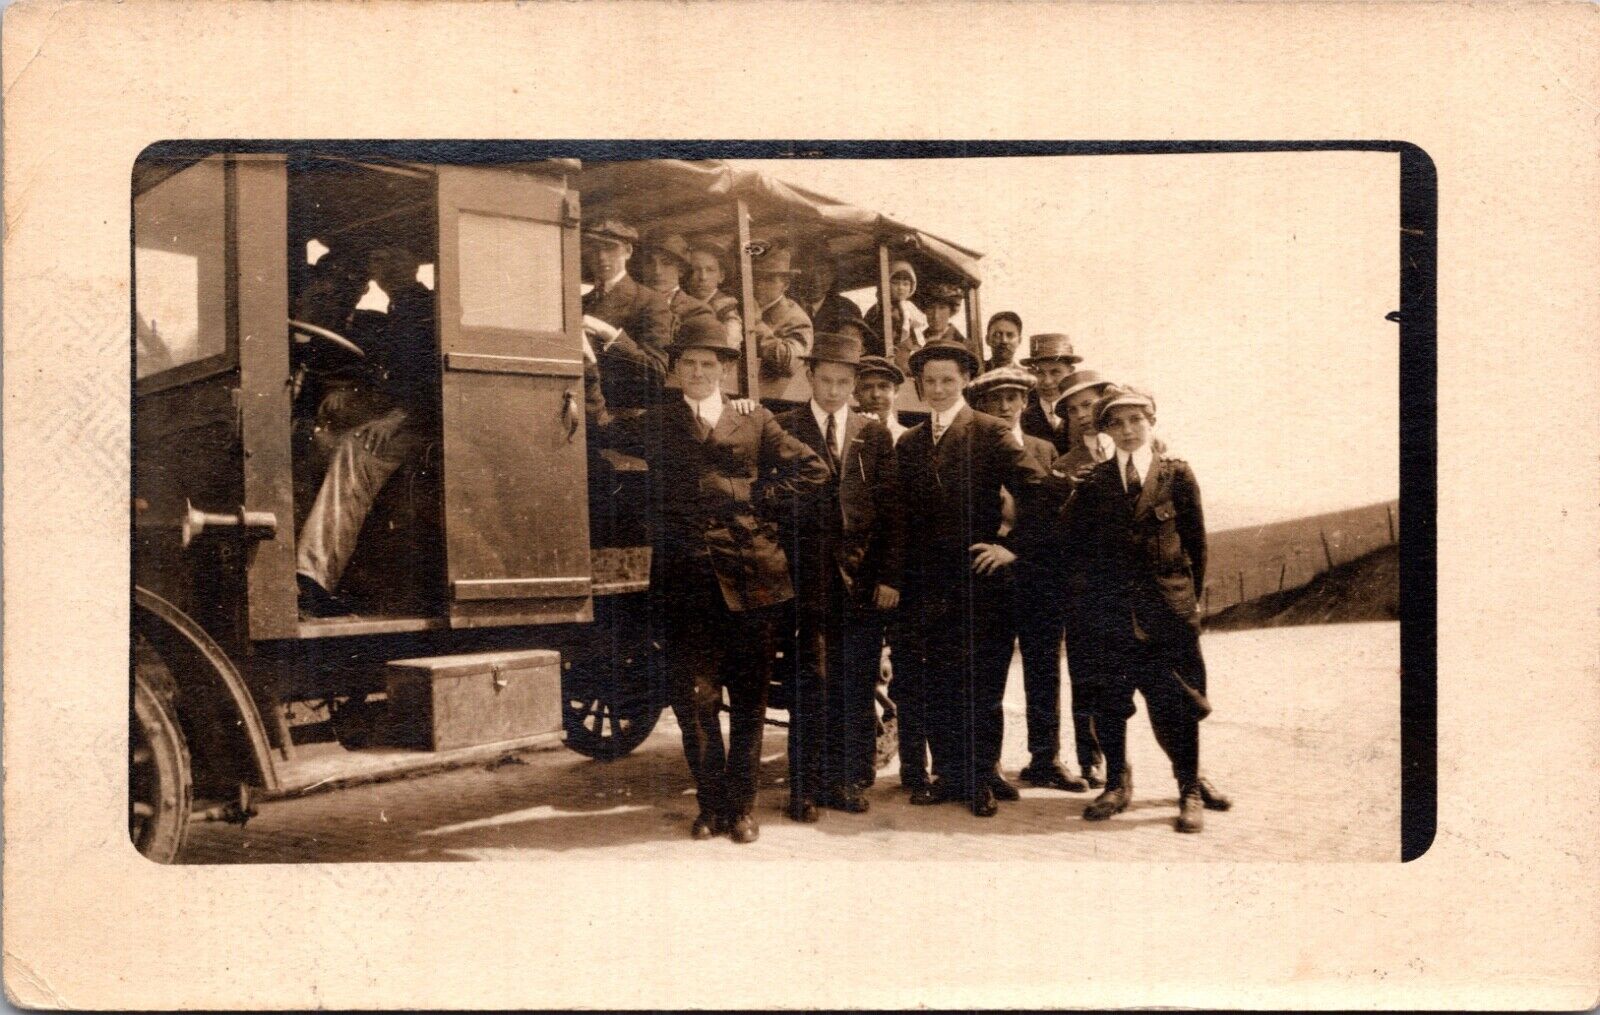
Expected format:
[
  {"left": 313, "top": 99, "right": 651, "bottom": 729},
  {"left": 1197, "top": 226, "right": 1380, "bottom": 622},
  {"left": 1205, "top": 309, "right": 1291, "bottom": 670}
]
[
  {"left": 796, "top": 241, "right": 866, "bottom": 338},
  {"left": 965, "top": 365, "right": 1090, "bottom": 795},
  {"left": 775, "top": 332, "right": 903, "bottom": 821},
  {"left": 640, "top": 230, "right": 716, "bottom": 342},
  {"left": 1063, "top": 385, "right": 1230, "bottom": 833},
  {"left": 587, "top": 315, "right": 829, "bottom": 844},
  {"left": 896, "top": 340, "right": 1048, "bottom": 817},
  {"left": 1019, "top": 333, "right": 1085, "bottom": 456},
  {"left": 581, "top": 217, "right": 674, "bottom": 410}
]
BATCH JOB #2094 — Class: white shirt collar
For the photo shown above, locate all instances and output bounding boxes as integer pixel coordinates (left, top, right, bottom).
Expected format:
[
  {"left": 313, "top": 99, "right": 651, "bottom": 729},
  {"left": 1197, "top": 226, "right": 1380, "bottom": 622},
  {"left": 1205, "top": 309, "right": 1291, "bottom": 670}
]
[
  {"left": 1011, "top": 422, "right": 1027, "bottom": 447},
  {"left": 810, "top": 401, "right": 847, "bottom": 454},
  {"left": 684, "top": 390, "right": 724, "bottom": 429},
  {"left": 1084, "top": 431, "right": 1113, "bottom": 460},
  {"left": 760, "top": 294, "right": 785, "bottom": 314},
  {"left": 601, "top": 267, "right": 629, "bottom": 292},
  {"left": 1117, "top": 444, "right": 1155, "bottom": 491},
  {"left": 931, "top": 398, "right": 966, "bottom": 434}
]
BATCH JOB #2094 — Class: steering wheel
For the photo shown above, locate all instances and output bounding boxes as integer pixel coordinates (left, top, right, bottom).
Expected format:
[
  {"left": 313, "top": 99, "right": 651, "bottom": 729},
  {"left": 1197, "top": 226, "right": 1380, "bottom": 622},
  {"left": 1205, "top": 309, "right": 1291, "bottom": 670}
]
[{"left": 289, "top": 318, "right": 365, "bottom": 361}]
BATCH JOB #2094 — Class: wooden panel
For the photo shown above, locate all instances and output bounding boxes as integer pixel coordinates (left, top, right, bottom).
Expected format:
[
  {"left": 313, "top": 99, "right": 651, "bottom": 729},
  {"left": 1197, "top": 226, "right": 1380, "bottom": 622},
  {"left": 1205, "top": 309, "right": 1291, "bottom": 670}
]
[
  {"left": 234, "top": 156, "right": 298, "bottom": 641},
  {"left": 386, "top": 650, "right": 563, "bottom": 751},
  {"left": 435, "top": 165, "right": 591, "bottom": 628}
]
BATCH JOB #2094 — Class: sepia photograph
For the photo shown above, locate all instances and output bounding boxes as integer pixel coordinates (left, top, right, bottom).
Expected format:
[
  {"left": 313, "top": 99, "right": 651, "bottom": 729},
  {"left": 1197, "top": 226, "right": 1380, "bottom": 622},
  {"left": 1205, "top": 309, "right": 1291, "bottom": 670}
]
[{"left": 131, "top": 142, "right": 1416, "bottom": 865}]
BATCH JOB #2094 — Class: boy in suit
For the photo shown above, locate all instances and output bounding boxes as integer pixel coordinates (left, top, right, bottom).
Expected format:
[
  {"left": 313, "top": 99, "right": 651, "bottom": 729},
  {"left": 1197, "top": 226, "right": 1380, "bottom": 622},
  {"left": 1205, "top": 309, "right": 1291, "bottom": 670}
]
[
  {"left": 586, "top": 316, "right": 829, "bottom": 844},
  {"left": 775, "top": 332, "right": 903, "bottom": 820},
  {"left": 1063, "top": 385, "right": 1231, "bottom": 833},
  {"left": 897, "top": 341, "right": 1048, "bottom": 817},
  {"left": 581, "top": 217, "right": 674, "bottom": 410},
  {"left": 1019, "top": 333, "right": 1085, "bottom": 456},
  {"left": 965, "top": 365, "right": 1091, "bottom": 795}
]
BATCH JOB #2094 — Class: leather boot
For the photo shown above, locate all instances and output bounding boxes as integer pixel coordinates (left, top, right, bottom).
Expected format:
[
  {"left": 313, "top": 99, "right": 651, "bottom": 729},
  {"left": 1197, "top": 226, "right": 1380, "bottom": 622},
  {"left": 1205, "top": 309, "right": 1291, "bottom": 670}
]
[
  {"left": 1176, "top": 784, "right": 1205, "bottom": 833},
  {"left": 1197, "top": 776, "right": 1232, "bottom": 811},
  {"left": 988, "top": 771, "right": 1021, "bottom": 801},
  {"left": 729, "top": 813, "right": 760, "bottom": 844},
  {"left": 1083, "top": 765, "right": 1133, "bottom": 821}
]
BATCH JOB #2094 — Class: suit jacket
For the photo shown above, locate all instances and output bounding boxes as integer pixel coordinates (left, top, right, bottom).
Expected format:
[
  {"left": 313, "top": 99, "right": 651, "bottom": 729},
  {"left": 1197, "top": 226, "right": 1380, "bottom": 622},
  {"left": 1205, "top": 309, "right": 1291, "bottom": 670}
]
[
  {"left": 751, "top": 295, "right": 813, "bottom": 379},
  {"left": 1063, "top": 450, "right": 1208, "bottom": 644},
  {"left": 660, "top": 287, "right": 715, "bottom": 341},
  {"left": 586, "top": 275, "right": 673, "bottom": 408},
  {"left": 588, "top": 394, "right": 830, "bottom": 611},
  {"left": 1054, "top": 430, "right": 1115, "bottom": 483},
  {"left": 804, "top": 292, "right": 864, "bottom": 338},
  {"left": 369, "top": 282, "right": 439, "bottom": 419},
  {"left": 896, "top": 406, "right": 1047, "bottom": 595},
  {"left": 775, "top": 406, "right": 903, "bottom": 611},
  {"left": 1020, "top": 391, "right": 1075, "bottom": 455}
]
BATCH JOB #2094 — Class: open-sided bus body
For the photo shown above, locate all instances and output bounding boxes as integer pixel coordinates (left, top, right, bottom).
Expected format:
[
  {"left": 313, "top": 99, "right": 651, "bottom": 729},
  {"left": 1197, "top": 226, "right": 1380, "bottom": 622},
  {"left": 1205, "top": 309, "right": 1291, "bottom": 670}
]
[{"left": 130, "top": 149, "right": 984, "bottom": 861}]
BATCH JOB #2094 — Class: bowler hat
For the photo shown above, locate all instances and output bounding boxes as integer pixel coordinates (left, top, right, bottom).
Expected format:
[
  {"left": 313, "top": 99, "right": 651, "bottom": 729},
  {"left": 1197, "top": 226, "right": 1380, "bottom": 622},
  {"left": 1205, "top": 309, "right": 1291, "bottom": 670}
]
[
  {"left": 921, "top": 281, "right": 964, "bottom": 309},
  {"left": 908, "top": 338, "right": 981, "bottom": 378},
  {"left": 1060, "top": 368, "right": 1111, "bottom": 400},
  {"left": 581, "top": 217, "right": 638, "bottom": 246},
  {"left": 671, "top": 313, "right": 742, "bottom": 360},
  {"left": 750, "top": 244, "right": 802, "bottom": 277},
  {"left": 803, "top": 332, "right": 864, "bottom": 368},
  {"left": 965, "top": 365, "right": 1038, "bottom": 402},
  {"left": 643, "top": 230, "right": 693, "bottom": 270},
  {"left": 856, "top": 355, "right": 905, "bottom": 385},
  {"left": 1093, "top": 384, "right": 1157, "bottom": 429},
  {"left": 1020, "top": 333, "right": 1083, "bottom": 366}
]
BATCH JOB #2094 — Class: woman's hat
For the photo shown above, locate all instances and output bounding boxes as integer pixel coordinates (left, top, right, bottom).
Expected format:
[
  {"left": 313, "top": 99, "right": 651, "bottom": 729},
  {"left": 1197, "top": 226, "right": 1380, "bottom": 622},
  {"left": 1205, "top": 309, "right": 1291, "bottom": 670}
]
[
  {"left": 888, "top": 259, "right": 919, "bottom": 290},
  {"left": 670, "top": 314, "right": 742, "bottom": 360},
  {"left": 921, "top": 282, "right": 964, "bottom": 309},
  {"left": 581, "top": 217, "right": 638, "bottom": 247},
  {"left": 803, "top": 332, "right": 865, "bottom": 368},
  {"left": 750, "top": 244, "right": 802, "bottom": 277},
  {"left": 965, "top": 365, "right": 1038, "bottom": 401},
  {"left": 1093, "top": 384, "right": 1157, "bottom": 428},
  {"left": 855, "top": 355, "right": 905, "bottom": 385},
  {"left": 908, "top": 338, "right": 981, "bottom": 377},
  {"left": 1020, "top": 332, "right": 1083, "bottom": 366},
  {"left": 1060, "top": 368, "right": 1111, "bottom": 400}
]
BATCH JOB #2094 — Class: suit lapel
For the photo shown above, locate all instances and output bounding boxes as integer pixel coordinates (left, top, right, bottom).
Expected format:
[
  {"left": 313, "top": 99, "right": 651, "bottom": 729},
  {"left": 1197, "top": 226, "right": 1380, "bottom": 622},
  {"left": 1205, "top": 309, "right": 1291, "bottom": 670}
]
[
  {"left": 709, "top": 395, "right": 747, "bottom": 445},
  {"left": 1132, "top": 449, "right": 1165, "bottom": 520}
]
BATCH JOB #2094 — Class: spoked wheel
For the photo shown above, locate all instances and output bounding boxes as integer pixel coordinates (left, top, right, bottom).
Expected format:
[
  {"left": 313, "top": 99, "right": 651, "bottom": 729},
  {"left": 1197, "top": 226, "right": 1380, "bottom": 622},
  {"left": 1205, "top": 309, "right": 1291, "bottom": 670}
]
[
  {"left": 561, "top": 617, "right": 664, "bottom": 760},
  {"left": 130, "top": 663, "right": 192, "bottom": 863}
]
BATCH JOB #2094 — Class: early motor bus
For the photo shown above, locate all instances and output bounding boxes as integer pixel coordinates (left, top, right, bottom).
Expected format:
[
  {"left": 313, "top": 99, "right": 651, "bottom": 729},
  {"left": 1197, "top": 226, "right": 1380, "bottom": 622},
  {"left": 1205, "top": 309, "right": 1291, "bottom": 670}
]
[{"left": 131, "top": 147, "right": 986, "bottom": 861}]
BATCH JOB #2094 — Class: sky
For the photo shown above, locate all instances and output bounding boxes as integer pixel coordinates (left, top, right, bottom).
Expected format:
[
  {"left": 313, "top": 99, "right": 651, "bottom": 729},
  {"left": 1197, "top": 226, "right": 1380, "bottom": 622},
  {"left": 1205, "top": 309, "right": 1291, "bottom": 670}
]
[{"left": 731, "top": 153, "right": 1400, "bottom": 532}]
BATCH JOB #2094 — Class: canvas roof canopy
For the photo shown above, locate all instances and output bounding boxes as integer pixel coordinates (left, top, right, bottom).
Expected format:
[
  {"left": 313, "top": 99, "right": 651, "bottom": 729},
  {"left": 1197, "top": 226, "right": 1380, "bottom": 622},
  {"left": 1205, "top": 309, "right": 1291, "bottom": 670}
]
[{"left": 573, "top": 159, "right": 984, "bottom": 293}]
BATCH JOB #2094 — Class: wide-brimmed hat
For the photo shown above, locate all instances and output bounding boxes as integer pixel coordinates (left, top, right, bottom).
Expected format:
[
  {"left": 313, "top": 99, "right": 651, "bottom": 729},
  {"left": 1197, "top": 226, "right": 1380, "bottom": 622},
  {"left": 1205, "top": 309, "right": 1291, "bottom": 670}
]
[
  {"left": 581, "top": 217, "right": 638, "bottom": 247},
  {"left": 670, "top": 313, "right": 742, "bottom": 360},
  {"left": 829, "top": 307, "right": 880, "bottom": 348},
  {"left": 643, "top": 230, "right": 692, "bottom": 270},
  {"left": 1093, "top": 384, "right": 1157, "bottom": 428},
  {"left": 803, "top": 332, "right": 864, "bottom": 368},
  {"left": 1020, "top": 332, "right": 1083, "bottom": 366},
  {"left": 1060, "top": 368, "right": 1111, "bottom": 400},
  {"left": 908, "top": 338, "right": 981, "bottom": 377},
  {"left": 965, "top": 365, "right": 1038, "bottom": 402},
  {"left": 750, "top": 244, "right": 802, "bottom": 277},
  {"left": 920, "top": 282, "right": 964, "bottom": 309},
  {"left": 855, "top": 355, "right": 905, "bottom": 385}
]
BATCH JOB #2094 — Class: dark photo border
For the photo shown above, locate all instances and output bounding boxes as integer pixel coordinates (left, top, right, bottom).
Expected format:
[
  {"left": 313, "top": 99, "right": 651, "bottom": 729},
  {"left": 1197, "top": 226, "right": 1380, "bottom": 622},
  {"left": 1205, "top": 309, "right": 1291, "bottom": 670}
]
[{"left": 136, "top": 138, "right": 1437, "bottom": 861}]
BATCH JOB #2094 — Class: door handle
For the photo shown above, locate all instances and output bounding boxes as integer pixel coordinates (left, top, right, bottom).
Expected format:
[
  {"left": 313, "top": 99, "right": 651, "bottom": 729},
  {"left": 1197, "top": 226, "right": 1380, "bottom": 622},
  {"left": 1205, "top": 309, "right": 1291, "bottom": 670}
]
[{"left": 562, "top": 389, "right": 580, "bottom": 442}]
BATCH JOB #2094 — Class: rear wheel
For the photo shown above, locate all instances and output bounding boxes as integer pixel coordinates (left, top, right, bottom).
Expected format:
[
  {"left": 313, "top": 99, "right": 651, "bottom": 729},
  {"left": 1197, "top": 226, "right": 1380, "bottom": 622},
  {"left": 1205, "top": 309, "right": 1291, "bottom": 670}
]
[
  {"left": 130, "top": 661, "right": 192, "bottom": 863},
  {"left": 561, "top": 608, "right": 664, "bottom": 760}
]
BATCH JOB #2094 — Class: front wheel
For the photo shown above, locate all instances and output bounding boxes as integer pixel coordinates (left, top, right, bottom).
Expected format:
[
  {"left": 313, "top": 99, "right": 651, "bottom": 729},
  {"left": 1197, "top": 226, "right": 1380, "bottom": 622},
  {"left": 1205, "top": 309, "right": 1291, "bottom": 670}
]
[
  {"left": 561, "top": 605, "right": 665, "bottom": 760},
  {"left": 130, "top": 663, "right": 192, "bottom": 863}
]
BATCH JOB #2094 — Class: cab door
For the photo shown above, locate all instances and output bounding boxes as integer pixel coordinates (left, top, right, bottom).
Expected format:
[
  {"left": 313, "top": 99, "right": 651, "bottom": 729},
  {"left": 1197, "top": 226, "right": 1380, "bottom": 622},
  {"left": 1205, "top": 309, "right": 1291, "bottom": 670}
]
[{"left": 435, "top": 166, "right": 592, "bottom": 628}]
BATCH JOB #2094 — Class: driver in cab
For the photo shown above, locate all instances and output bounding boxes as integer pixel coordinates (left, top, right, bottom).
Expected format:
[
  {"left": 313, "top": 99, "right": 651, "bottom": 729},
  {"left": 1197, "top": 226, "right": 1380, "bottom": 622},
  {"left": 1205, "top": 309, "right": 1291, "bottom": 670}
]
[{"left": 295, "top": 244, "right": 438, "bottom": 618}]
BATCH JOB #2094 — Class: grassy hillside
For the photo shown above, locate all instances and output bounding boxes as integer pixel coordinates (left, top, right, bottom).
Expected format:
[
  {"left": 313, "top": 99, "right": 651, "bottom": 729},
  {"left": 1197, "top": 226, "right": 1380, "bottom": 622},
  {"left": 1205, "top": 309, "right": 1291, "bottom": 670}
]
[
  {"left": 1206, "top": 543, "right": 1398, "bottom": 631},
  {"left": 1202, "top": 500, "right": 1397, "bottom": 615}
]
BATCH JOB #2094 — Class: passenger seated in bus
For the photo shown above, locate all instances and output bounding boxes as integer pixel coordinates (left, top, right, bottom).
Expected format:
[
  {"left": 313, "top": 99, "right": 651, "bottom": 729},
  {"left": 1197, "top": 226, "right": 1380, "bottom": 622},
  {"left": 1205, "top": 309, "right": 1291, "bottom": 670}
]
[
  {"left": 640, "top": 230, "right": 715, "bottom": 340},
  {"left": 865, "top": 259, "right": 927, "bottom": 361},
  {"left": 919, "top": 282, "right": 966, "bottom": 347},
  {"left": 684, "top": 237, "right": 743, "bottom": 349},
  {"left": 581, "top": 217, "right": 673, "bottom": 410},
  {"left": 294, "top": 244, "right": 438, "bottom": 619},
  {"left": 746, "top": 243, "right": 813, "bottom": 380},
  {"left": 796, "top": 240, "right": 863, "bottom": 337}
]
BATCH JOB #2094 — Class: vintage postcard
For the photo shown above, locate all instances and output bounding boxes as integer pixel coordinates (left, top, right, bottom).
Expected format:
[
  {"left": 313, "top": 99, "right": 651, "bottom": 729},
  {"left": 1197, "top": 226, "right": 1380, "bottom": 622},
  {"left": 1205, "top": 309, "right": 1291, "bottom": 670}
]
[{"left": 4, "top": 1, "right": 1597, "bottom": 1009}]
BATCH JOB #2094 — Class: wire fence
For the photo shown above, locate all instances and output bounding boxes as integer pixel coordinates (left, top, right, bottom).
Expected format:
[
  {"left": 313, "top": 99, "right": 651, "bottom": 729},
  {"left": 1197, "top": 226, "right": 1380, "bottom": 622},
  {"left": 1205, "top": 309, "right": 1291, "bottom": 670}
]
[{"left": 1201, "top": 501, "right": 1398, "bottom": 618}]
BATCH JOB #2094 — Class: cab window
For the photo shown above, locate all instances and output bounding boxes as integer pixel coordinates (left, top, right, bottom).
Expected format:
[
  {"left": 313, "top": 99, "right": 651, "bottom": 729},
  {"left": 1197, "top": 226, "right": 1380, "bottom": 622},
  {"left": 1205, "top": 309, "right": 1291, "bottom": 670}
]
[{"left": 135, "top": 157, "right": 229, "bottom": 383}]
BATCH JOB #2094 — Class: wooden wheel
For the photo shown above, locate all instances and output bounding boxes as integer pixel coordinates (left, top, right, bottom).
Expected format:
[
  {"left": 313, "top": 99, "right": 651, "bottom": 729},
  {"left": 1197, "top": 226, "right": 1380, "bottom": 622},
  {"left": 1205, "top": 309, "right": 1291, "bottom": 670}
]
[
  {"left": 130, "top": 661, "right": 192, "bottom": 863},
  {"left": 561, "top": 619, "right": 663, "bottom": 760}
]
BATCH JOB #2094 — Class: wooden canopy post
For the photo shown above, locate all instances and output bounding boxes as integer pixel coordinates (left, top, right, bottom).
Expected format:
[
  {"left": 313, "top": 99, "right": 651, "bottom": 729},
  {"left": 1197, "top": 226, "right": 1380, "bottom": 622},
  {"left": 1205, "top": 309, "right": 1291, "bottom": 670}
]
[
  {"left": 735, "top": 197, "right": 760, "bottom": 397},
  {"left": 965, "top": 284, "right": 983, "bottom": 364},
  {"left": 876, "top": 242, "right": 894, "bottom": 358}
]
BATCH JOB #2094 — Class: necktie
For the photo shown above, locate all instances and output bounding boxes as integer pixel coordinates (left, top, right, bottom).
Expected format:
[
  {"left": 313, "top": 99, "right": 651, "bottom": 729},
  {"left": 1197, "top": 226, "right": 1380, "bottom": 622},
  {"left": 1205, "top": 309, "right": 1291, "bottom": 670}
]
[
  {"left": 931, "top": 416, "right": 945, "bottom": 444},
  {"left": 696, "top": 409, "right": 712, "bottom": 442},
  {"left": 1125, "top": 456, "right": 1142, "bottom": 497},
  {"left": 824, "top": 412, "right": 840, "bottom": 469}
]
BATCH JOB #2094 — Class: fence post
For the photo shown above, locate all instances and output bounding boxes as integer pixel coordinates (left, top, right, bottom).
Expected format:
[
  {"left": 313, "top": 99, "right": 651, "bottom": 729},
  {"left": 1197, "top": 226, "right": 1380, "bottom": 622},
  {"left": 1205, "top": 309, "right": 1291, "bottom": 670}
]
[
  {"left": 1237, "top": 571, "right": 1245, "bottom": 604},
  {"left": 1386, "top": 504, "right": 1396, "bottom": 545},
  {"left": 1319, "top": 528, "right": 1335, "bottom": 570},
  {"left": 1279, "top": 561, "right": 1287, "bottom": 591}
]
